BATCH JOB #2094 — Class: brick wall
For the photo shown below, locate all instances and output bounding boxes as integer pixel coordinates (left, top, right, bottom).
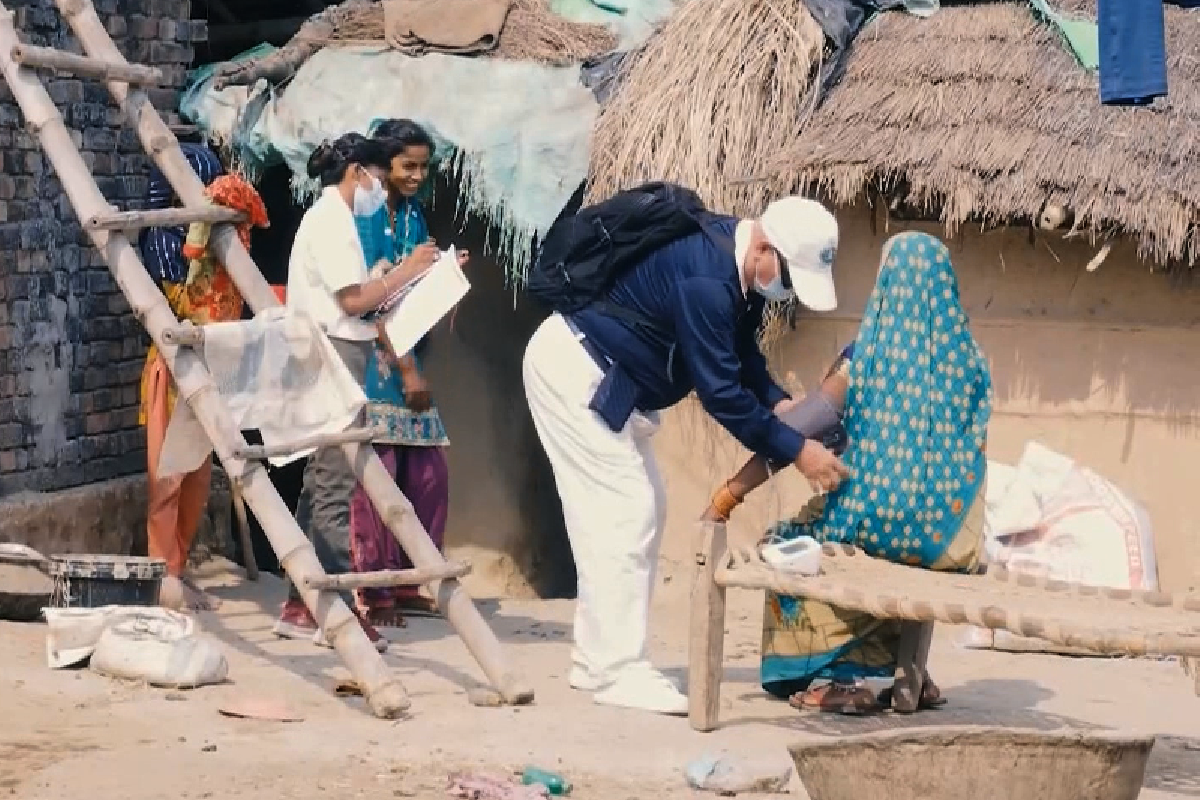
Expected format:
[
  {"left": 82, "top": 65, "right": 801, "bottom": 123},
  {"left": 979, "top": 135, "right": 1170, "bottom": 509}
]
[{"left": 0, "top": 0, "right": 203, "bottom": 494}]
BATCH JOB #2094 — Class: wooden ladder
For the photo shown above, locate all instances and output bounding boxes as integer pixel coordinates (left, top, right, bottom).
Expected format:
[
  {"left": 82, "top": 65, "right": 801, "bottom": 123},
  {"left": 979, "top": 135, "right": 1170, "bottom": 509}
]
[{"left": 0, "top": 0, "right": 533, "bottom": 718}]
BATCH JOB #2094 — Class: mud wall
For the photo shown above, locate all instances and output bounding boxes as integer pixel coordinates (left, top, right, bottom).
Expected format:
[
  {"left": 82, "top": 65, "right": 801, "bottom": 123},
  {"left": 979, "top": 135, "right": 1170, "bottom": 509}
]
[
  {"left": 419, "top": 194, "right": 572, "bottom": 599},
  {"left": 652, "top": 203, "right": 1200, "bottom": 595}
]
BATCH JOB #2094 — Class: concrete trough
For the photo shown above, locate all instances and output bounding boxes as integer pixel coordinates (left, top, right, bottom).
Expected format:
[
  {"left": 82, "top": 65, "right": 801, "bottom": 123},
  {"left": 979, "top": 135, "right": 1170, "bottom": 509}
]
[{"left": 789, "top": 726, "right": 1155, "bottom": 800}]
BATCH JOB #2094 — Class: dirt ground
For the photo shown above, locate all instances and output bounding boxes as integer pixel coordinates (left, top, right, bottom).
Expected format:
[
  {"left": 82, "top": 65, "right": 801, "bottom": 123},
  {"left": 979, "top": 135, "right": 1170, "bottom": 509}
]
[{"left": 2, "top": 557, "right": 1197, "bottom": 800}]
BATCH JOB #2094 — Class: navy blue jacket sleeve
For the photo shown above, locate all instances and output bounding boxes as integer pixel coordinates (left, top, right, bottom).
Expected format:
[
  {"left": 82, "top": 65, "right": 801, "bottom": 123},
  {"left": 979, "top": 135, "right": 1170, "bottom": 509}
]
[
  {"left": 735, "top": 302, "right": 790, "bottom": 409},
  {"left": 672, "top": 277, "right": 804, "bottom": 463}
]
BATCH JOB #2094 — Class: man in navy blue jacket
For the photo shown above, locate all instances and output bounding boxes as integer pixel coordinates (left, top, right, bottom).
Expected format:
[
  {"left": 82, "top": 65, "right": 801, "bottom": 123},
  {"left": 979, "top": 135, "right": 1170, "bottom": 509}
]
[{"left": 523, "top": 196, "right": 847, "bottom": 715}]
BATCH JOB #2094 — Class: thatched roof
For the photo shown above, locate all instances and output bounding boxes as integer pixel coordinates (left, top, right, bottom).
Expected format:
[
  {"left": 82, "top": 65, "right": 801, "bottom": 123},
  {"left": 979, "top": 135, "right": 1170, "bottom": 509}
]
[
  {"left": 587, "top": 0, "right": 825, "bottom": 217},
  {"left": 771, "top": 0, "right": 1200, "bottom": 267}
]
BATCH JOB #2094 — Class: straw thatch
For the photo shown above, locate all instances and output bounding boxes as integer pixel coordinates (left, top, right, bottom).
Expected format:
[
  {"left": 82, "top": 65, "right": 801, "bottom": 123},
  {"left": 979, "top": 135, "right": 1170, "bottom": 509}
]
[
  {"left": 211, "top": 0, "right": 616, "bottom": 90},
  {"left": 586, "top": 0, "right": 825, "bottom": 215},
  {"left": 773, "top": 0, "right": 1200, "bottom": 267},
  {"left": 326, "top": 0, "right": 617, "bottom": 65},
  {"left": 590, "top": 0, "right": 1200, "bottom": 268}
]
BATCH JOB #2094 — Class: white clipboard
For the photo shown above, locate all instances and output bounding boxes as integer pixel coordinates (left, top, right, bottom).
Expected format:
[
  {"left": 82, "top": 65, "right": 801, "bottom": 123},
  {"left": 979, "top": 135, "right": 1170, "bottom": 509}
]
[{"left": 380, "top": 246, "right": 469, "bottom": 355}]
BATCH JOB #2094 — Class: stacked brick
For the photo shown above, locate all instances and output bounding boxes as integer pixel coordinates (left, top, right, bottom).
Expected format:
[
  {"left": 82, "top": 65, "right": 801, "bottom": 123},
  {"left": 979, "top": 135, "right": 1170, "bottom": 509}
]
[{"left": 0, "top": 0, "right": 205, "bottom": 494}]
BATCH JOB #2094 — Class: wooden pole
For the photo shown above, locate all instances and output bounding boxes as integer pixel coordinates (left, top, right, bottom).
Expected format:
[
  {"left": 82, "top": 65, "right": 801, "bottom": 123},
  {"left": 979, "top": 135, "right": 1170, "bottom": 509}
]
[
  {"left": 161, "top": 323, "right": 205, "bottom": 346},
  {"left": 10, "top": 42, "right": 163, "bottom": 84},
  {"left": 688, "top": 521, "right": 728, "bottom": 732},
  {"left": 53, "top": 0, "right": 532, "bottom": 706},
  {"left": 305, "top": 562, "right": 471, "bottom": 591},
  {"left": 231, "top": 427, "right": 383, "bottom": 460},
  {"left": 85, "top": 206, "right": 246, "bottom": 231},
  {"left": 892, "top": 620, "right": 935, "bottom": 713},
  {"left": 0, "top": 4, "right": 410, "bottom": 720},
  {"left": 209, "top": 11, "right": 334, "bottom": 91},
  {"left": 230, "top": 479, "right": 260, "bottom": 581}
]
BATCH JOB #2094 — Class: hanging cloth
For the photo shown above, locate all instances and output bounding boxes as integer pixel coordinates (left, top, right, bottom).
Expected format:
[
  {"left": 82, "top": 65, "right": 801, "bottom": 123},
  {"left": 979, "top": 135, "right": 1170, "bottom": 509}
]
[{"left": 1097, "top": 0, "right": 1168, "bottom": 105}]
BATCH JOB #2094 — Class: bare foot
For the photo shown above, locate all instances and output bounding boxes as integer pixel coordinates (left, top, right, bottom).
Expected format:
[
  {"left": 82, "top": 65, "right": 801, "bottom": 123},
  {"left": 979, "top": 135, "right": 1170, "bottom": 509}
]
[
  {"left": 181, "top": 575, "right": 222, "bottom": 611},
  {"left": 159, "top": 575, "right": 186, "bottom": 610}
]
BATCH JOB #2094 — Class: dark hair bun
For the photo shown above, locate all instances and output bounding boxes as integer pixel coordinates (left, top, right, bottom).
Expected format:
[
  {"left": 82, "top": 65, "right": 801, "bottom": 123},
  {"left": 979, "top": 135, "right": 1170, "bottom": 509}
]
[
  {"left": 306, "top": 133, "right": 388, "bottom": 186},
  {"left": 306, "top": 141, "right": 338, "bottom": 179}
]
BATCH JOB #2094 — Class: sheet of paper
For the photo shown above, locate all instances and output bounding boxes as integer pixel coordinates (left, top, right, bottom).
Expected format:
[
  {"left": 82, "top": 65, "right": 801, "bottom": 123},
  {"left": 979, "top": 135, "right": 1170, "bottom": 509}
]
[{"left": 381, "top": 246, "right": 469, "bottom": 356}]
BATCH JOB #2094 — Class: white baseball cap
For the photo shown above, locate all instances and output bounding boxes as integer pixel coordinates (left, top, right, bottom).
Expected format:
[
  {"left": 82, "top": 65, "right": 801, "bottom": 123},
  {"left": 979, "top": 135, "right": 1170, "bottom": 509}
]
[{"left": 759, "top": 197, "right": 839, "bottom": 312}]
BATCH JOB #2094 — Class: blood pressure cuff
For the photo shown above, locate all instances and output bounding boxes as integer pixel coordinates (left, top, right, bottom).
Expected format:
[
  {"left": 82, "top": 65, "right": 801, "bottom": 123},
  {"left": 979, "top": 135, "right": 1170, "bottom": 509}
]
[{"left": 769, "top": 389, "right": 848, "bottom": 470}]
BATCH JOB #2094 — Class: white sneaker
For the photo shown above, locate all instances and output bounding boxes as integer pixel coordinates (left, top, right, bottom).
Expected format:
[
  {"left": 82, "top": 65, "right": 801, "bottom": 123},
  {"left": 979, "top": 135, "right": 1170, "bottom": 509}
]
[
  {"left": 570, "top": 665, "right": 684, "bottom": 693},
  {"left": 593, "top": 667, "right": 689, "bottom": 715},
  {"left": 568, "top": 665, "right": 604, "bottom": 692}
]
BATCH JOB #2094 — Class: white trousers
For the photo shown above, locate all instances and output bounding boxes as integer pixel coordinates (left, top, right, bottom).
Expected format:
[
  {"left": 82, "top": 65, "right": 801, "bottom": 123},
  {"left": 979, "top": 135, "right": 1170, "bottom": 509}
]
[{"left": 523, "top": 314, "right": 667, "bottom": 685}]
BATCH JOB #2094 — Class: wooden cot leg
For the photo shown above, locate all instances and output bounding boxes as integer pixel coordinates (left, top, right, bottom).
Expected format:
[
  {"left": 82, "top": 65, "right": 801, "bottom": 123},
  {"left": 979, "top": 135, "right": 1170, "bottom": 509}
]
[
  {"left": 1185, "top": 657, "right": 1200, "bottom": 697},
  {"left": 892, "top": 620, "right": 935, "bottom": 713},
  {"left": 689, "top": 521, "right": 728, "bottom": 732}
]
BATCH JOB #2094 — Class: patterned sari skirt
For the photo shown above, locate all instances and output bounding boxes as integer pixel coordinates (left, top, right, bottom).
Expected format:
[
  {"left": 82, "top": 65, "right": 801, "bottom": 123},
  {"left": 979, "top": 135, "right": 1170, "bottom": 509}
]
[{"left": 760, "top": 488, "right": 986, "bottom": 698}]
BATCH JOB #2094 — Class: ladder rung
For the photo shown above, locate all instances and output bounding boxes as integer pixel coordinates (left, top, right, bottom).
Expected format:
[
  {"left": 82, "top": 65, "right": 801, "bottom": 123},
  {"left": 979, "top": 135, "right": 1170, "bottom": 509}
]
[
  {"left": 161, "top": 323, "right": 204, "bottom": 347},
  {"left": 85, "top": 207, "right": 246, "bottom": 232},
  {"left": 10, "top": 43, "right": 163, "bottom": 85},
  {"left": 232, "top": 427, "right": 384, "bottom": 460},
  {"left": 305, "top": 562, "right": 472, "bottom": 591}
]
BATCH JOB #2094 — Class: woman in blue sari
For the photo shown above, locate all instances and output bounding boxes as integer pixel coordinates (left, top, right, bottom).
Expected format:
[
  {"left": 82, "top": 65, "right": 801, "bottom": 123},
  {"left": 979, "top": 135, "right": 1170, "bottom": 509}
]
[{"left": 703, "top": 231, "right": 993, "bottom": 714}]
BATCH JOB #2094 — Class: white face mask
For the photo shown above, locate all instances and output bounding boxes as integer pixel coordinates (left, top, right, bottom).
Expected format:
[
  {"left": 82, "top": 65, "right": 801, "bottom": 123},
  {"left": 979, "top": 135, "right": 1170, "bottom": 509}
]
[
  {"left": 755, "top": 271, "right": 793, "bottom": 303},
  {"left": 353, "top": 173, "right": 388, "bottom": 216}
]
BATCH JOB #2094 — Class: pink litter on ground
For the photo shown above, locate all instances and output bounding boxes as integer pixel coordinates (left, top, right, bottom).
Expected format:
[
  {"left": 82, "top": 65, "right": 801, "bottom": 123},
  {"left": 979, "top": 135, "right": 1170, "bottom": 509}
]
[
  {"left": 217, "top": 696, "right": 304, "bottom": 722},
  {"left": 446, "top": 772, "right": 548, "bottom": 800}
]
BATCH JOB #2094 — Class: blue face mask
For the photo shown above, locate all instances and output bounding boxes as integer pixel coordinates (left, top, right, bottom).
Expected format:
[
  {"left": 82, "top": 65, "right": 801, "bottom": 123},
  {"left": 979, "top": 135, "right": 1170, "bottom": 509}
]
[
  {"left": 755, "top": 271, "right": 792, "bottom": 302},
  {"left": 755, "top": 250, "right": 794, "bottom": 303}
]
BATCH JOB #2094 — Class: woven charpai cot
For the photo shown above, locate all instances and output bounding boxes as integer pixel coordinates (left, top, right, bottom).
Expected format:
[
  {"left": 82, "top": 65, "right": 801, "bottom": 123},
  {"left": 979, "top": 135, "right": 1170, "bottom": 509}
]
[{"left": 716, "top": 543, "right": 1200, "bottom": 658}]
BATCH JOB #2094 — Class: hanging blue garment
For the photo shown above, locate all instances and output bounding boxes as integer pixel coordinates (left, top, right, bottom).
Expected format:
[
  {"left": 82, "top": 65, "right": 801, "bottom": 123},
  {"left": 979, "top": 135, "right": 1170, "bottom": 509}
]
[{"left": 1098, "top": 0, "right": 1167, "bottom": 106}]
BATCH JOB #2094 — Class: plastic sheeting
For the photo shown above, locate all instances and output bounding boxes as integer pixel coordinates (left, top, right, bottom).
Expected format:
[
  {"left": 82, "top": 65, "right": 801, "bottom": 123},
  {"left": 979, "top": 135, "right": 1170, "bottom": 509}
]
[
  {"left": 580, "top": 50, "right": 628, "bottom": 103},
  {"left": 549, "top": 0, "right": 676, "bottom": 48},
  {"left": 182, "top": 46, "right": 597, "bottom": 279},
  {"left": 800, "top": 0, "right": 910, "bottom": 101},
  {"left": 962, "top": 440, "right": 1159, "bottom": 656}
]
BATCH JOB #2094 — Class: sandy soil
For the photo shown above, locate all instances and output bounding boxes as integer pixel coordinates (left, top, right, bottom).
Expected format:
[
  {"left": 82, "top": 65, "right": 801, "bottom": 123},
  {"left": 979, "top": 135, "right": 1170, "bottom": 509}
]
[{"left": 2, "top": 558, "right": 1197, "bottom": 800}]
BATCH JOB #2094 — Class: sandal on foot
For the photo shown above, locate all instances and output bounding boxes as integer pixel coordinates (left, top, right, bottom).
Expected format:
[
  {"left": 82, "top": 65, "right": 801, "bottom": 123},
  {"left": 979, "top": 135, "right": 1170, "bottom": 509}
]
[
  {"left": 394, "top": 595, "right": 440, "bottom": 618},
  {"left": 363, "top": 606, "right": 407, "bottom": 629},
  {"left": 788, "top": 682, "right": 882, "bottom": 715},
  {"left": 878, "top": 680, "right": 948, "bottom": 712}
]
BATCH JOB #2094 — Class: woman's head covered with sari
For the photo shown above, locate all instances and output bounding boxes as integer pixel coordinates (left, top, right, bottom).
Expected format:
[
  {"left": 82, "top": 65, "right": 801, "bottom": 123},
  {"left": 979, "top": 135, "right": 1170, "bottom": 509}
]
[{"left": 790, "top": 231, "right": 993, "bottom": 567}]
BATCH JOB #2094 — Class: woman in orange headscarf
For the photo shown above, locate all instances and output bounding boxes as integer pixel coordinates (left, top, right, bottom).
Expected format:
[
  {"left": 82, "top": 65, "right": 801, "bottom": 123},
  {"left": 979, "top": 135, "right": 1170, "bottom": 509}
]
[{"left": 139, "top": 166, "right": 269, "bottom": 611}]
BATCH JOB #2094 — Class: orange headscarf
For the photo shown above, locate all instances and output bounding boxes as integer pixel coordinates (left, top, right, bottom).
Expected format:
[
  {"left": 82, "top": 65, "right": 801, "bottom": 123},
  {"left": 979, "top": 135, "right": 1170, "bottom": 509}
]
[
  {"left": 180, "top": 173, "right": 269, "bottom": 263},
  {"left": 206, "top": 173, "right": 269, "bottom": 247}
]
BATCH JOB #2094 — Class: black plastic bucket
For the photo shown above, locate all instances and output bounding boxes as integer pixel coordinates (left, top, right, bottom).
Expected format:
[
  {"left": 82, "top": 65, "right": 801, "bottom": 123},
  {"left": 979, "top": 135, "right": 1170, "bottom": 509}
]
[{"left": 48, "top": 555, "right": 166, "bottom": 609}]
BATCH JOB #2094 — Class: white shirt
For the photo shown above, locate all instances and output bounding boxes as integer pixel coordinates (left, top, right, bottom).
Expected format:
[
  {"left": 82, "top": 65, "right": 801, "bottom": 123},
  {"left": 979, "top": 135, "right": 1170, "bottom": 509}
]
[{"left": 287, "top": 186, "right": 376, "bottom": 341}]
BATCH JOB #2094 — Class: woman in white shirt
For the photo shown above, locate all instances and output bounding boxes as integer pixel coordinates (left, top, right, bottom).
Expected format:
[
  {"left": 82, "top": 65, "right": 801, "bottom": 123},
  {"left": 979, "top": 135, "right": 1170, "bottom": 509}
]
[{"left": 276, "top": 133, "right": 438, "bottom": 650}]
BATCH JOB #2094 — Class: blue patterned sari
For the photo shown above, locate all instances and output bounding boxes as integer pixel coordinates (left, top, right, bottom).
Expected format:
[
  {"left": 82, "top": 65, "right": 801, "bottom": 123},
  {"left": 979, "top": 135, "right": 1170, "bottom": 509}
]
[
  {"left": 354, "top": 198, "right": 449, "bottom": 447},
  {"left": 760, "top": 231, "right": 993, "bottom": 696}
]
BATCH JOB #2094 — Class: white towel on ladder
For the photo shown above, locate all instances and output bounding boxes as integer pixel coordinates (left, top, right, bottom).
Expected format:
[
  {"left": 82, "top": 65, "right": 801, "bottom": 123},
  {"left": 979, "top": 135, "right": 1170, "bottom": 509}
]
[{"left": 157, "top": 307, "right": 368, "bottom": 477}]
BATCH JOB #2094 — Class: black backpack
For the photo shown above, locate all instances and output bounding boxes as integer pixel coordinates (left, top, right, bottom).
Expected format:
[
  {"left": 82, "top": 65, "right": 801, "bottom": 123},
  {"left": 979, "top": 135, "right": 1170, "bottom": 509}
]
[{"left": 527, "top": 181, "right": 720, "bottom": 334}]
